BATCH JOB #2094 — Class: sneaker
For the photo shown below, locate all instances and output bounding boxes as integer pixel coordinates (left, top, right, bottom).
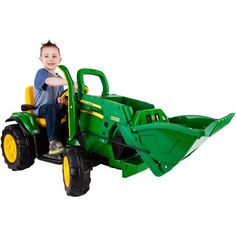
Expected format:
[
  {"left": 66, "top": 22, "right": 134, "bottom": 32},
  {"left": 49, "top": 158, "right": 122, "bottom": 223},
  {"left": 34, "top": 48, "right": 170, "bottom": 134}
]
[
  {"left": 55, "top": 141, "right": 64, "bottom": 148},
  {"left": 49, "top": 140, "right": 65, "bottom": 155}
]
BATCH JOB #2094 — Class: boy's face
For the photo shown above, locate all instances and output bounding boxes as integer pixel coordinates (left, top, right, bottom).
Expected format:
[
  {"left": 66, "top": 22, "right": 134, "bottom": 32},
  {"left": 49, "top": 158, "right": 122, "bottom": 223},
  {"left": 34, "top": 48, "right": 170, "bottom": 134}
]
[{"left": 40, "top": 46, "right": 61, "bottom": 72}]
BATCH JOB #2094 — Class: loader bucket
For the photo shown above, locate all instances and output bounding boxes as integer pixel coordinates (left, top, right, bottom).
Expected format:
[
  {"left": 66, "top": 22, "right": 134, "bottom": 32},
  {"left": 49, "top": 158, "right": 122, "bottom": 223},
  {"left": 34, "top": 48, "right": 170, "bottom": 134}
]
[{"left": 132, "top": 112, "right": 234, "bottom": 176}]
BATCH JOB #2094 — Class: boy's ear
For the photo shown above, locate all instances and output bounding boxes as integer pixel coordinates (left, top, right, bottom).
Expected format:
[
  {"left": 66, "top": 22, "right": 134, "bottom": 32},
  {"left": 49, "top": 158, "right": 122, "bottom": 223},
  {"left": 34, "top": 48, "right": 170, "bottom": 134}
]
[
  {"left": 59, "top": 57, "right": 62, "bottom": 63},
  {"left": 39, "top": 57, "right": 42, "bottom": 62}
]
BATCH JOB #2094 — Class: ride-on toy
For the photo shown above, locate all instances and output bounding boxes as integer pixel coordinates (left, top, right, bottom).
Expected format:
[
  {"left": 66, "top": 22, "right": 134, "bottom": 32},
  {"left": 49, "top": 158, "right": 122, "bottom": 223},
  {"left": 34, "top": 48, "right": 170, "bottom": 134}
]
[{"left": 1, "top": 65, "right": 234, "bottom": 196}]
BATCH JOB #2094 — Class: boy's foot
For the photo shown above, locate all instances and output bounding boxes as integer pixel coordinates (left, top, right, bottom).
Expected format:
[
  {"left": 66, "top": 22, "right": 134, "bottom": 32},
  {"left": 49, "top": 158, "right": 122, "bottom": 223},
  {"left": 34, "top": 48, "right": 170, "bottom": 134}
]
[{"left": 49, "top": 140, "right": 65, "bottom": 155}]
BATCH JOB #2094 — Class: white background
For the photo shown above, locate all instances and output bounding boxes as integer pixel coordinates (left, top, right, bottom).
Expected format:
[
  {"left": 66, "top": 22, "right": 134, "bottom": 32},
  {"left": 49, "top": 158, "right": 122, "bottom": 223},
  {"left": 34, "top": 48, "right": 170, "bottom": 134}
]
[{"left": 0, "top": 0, "right": 235, "bottom": 235}]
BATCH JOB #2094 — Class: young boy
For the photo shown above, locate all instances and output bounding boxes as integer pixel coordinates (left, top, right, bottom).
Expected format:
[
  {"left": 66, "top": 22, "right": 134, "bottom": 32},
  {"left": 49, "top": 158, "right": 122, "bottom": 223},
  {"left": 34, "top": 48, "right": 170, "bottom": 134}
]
[{"left": 34, "top": 40, "right": 67, "bottom": 155}]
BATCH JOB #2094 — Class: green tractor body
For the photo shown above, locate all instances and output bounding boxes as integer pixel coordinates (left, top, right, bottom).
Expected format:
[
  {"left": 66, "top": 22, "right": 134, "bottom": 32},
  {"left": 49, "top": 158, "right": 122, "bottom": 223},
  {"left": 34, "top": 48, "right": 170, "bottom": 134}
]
[{"left": 1, "top": 65, "right": 234, "bottom": 196}]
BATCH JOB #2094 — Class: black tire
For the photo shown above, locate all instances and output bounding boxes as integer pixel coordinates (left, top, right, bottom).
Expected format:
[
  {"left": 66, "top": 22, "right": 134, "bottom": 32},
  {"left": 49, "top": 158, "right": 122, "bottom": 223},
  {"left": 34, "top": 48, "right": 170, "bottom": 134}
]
[
  {"left": 62, "top": 147, "right": 91, "bottom": 197},
  {"left": 1, "top": 124, "right": 35, "bottom": 170}
]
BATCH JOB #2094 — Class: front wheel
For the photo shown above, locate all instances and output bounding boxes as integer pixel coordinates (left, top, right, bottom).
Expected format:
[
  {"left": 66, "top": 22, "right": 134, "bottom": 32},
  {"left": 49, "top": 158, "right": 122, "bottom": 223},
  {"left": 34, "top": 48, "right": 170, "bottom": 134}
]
[
  {"left": 1, "top": 124, "right": 35, "bottom": 170},
  {"left": 62, "top": 147, "right": 91, "bottom": 197}
]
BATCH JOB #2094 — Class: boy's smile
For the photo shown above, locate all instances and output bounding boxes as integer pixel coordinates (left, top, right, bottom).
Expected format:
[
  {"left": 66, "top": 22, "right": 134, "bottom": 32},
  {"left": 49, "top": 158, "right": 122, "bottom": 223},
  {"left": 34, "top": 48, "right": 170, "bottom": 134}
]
[{"left": 40, "top": 47, "right": 61, "bottom": 73}]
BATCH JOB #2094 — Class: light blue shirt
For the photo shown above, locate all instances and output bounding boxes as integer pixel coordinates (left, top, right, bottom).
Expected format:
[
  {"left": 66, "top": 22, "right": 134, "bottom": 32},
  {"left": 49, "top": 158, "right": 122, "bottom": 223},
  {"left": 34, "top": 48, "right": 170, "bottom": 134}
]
[{"left": 33, "top": 68, "right": 64, "bottom": 115}]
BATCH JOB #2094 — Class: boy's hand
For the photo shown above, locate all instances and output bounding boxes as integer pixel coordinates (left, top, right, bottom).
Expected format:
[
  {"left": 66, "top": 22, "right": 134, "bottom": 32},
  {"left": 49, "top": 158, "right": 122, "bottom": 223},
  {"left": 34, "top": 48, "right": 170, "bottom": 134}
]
[
  {"left": 74, "top": 83, "right": 78, "bottom": 91},
  {"left": 57, "top": 97, "right": 68, "bottom": 105}
]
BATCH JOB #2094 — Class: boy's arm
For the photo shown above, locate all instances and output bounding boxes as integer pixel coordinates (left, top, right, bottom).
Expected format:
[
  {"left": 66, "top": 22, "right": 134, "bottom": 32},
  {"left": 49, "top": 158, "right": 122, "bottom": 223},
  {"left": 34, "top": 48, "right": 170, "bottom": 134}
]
[
  {"left": 45, "top": 77, "right": 67, "bottom": 86},
  {"left": 45, "top": 77, "right": 78, "bottom": 90}
]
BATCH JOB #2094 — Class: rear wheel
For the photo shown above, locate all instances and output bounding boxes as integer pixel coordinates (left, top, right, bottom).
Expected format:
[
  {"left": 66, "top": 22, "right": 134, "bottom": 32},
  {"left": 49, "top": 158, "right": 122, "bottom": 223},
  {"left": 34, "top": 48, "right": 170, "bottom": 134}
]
[
  {"left": 1, "top": 124, "right": 35, "bottom": 170},
  {"left": 62, "top": 147, "right": 91, "bottom": 197}
]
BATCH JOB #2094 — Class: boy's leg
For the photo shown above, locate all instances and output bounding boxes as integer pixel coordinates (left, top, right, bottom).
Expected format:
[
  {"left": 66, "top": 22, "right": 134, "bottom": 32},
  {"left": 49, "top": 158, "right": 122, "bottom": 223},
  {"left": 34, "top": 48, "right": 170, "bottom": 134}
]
[
  {"left": 38, "top": 104, "right": 65, "bottom": 155},
  {"left": 38, "top": 104, "right": 62, "bottom": 141}
]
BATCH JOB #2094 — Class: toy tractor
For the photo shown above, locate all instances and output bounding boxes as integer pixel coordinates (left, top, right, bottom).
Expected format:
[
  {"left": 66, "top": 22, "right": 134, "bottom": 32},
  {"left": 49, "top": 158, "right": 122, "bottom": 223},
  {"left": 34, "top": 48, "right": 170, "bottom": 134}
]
[{"left": 1, "top": 65, "right": 234, "bottom": 196}]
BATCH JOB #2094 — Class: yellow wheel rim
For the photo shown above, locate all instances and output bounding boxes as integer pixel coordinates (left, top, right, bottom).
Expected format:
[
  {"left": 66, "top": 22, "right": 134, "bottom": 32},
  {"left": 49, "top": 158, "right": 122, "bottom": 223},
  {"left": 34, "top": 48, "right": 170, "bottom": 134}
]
[
  {"left": 3, "top": 134, "right": 17, "bottom": 163},
  {"left": 63, "top": 156, "right": 70, "bottom": 188}
]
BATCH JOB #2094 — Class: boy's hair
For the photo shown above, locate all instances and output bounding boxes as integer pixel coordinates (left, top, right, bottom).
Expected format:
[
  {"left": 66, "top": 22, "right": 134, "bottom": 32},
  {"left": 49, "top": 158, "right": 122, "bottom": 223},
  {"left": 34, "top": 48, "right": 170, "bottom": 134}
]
[{"left": 40, "top": 40, "right": 60, "bottom": 56}]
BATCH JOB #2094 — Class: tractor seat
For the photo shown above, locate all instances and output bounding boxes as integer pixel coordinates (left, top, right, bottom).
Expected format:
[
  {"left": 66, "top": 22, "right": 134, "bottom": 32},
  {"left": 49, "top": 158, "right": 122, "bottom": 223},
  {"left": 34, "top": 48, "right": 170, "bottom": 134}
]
[{"left": 21, "top": 86, "right": 66, "bottom": 127}]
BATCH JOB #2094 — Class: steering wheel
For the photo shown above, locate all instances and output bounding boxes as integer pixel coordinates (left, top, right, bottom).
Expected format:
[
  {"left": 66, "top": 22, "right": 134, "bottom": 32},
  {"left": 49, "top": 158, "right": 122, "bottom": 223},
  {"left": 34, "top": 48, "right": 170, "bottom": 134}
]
[
  {"left": 59, "top": 89, "right": 69, "bottom": 101},
  {"left": 58, "top": 86, "right": 89, "bottom": 102}
]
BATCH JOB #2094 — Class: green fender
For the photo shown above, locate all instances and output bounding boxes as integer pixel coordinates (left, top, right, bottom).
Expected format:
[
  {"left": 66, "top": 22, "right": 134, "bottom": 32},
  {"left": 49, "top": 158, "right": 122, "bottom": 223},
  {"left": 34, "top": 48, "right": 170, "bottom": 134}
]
[{"left": 6, "top": 112, "right": 39, "bottom": 135}]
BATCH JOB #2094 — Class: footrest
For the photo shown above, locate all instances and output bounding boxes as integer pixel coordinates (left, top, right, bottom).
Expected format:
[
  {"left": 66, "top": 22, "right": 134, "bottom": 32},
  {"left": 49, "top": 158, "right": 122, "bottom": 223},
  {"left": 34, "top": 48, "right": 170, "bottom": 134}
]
[{"left": 37, "top": 154, "right": 63, "bottom": 164}]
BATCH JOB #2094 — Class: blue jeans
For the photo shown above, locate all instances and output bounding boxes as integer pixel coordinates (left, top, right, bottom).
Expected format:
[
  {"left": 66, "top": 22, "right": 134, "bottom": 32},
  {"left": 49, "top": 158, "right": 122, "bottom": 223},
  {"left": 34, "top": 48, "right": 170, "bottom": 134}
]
[{"left": 38, "top": 104, "right": 67, "bottom": 142}]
